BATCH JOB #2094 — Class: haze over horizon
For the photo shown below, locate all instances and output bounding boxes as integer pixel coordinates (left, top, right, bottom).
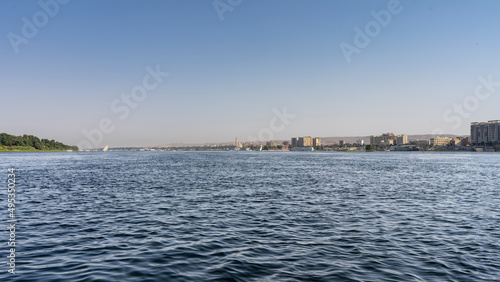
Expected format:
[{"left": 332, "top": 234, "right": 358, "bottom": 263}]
[{"left": 2, "top": 0, "right": 500, "bottom": 148}]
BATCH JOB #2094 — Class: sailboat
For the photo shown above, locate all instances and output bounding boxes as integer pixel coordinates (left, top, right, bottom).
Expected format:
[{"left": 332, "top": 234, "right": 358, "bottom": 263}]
[{"left": 103, "top": 145, "right": 109, "bottom": 152}]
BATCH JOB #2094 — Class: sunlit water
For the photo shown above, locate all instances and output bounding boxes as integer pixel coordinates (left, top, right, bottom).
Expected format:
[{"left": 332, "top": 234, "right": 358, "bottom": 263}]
[{"left": 0, "top": 151, "right": 499, "bottom": 281}]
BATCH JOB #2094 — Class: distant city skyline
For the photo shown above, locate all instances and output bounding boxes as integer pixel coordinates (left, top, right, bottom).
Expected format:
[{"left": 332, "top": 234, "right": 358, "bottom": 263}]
[{"left": 2, "top": 0, "right": 500, "bottom": 147}]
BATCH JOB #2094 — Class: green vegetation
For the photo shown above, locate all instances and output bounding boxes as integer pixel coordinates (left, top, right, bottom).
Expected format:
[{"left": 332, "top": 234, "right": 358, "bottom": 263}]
[
  {"left": 0, "top": 133, "right": 78, "bottom": 152},
  {"left": 365, "top": 145, "right": 375, "bottom": 152}
]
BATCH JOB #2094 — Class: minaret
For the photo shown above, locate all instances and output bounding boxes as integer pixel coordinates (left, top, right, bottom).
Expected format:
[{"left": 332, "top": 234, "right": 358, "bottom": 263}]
[{"left": 235, "top": 137, "right": 238, "bottom": 148}]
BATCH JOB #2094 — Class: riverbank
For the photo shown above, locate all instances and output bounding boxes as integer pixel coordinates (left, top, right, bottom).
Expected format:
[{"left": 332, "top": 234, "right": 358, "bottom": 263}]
[{"left": 0, "top": 146, "right": 71, "bottom": 152}]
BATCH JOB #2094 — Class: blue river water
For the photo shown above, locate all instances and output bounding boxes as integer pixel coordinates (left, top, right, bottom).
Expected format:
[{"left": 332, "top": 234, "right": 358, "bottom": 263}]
[{"left": 0, "top": 151, "right": 499, "bottom": 281}]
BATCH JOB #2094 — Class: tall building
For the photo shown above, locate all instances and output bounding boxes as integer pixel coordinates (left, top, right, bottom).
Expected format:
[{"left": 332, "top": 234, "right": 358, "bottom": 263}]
[
  {"left": 471, "top": 120, "right": 500, "bottom": 145},
  {"left": 313, "top": 137, "right": 321, "bottom": 147},
  {"left": 370, "top": 133, "right": 408, "bottom": 146},
  {"left": 397, "top": 135, "right": 408, "bottom": 145},
  {"left": 291, "top": 136, "right": 321, "bottom": 147},
  {"left": 298, "top": 137, "right": 313, "bottom": 147}
]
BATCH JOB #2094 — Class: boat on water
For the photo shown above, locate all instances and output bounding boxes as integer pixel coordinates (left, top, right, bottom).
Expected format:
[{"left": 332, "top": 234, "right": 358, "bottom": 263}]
[{"left": 103, "top": 145, "right": 109, "bottom": 152}]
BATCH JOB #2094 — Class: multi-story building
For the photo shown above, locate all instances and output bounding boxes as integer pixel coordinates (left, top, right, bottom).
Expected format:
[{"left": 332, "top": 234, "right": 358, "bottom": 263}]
[
  {"left": 397, "top": 135, "right": 408, "bottom": 145},
  {"left": 430, "top": 137, "right": 454, "bottom": 147},
  {"left": 313, "top": 137, "right": 321, "bottom": 147},
  {"left": 356, "top": 139, "right": 364, "bottom": 146},
  {"left": 370, "top": 133, "right": 408, "bottom": 146},
  {"left": 471, "top": 120, "right": 500, "bottom": 145},
  {"left": 299, "top": 137, "right": 313, "bottom": 147},
  {"left": 291, "top": 136, "right": 321, "bottom": 147},
  {"left": 430, "top": 136, "right": 470, "bottom": 147}
]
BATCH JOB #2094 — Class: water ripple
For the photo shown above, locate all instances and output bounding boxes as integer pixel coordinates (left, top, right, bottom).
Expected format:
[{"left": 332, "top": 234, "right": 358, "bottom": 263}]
[{"left": 0, "top": 152, "right": 499, "bottom": 281}]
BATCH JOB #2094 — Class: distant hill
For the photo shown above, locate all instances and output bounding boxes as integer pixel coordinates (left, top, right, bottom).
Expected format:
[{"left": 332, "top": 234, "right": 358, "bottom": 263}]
[{"left": 0, "top": 133, "right": 78, "bottom": 152}]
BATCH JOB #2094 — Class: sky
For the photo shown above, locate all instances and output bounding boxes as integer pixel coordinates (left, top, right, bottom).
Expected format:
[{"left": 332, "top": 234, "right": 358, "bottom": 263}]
[{"left": 1, "top": 0, "right": 500, "bottom": 148}]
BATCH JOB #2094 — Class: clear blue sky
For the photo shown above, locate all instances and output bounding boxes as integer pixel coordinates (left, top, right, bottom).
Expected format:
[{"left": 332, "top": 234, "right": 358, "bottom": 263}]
[{"left": 1, "top": 0, "right": 500, "bottom": 147}]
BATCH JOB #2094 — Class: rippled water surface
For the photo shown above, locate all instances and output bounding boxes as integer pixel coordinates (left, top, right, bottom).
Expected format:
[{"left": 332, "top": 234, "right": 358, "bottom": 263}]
[{"left": 0, "top": 151, "right": 499, "bottom": 281}]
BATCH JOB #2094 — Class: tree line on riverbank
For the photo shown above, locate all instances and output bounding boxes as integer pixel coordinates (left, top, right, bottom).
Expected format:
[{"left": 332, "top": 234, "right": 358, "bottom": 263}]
[{"left": 0, "top": 133, "right": 78, "bottom": 151}]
